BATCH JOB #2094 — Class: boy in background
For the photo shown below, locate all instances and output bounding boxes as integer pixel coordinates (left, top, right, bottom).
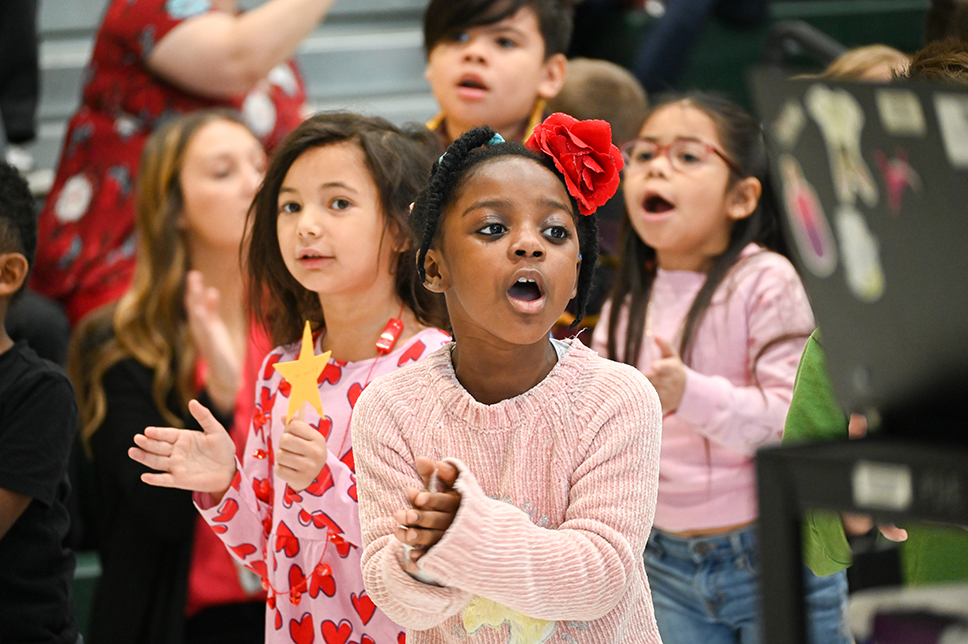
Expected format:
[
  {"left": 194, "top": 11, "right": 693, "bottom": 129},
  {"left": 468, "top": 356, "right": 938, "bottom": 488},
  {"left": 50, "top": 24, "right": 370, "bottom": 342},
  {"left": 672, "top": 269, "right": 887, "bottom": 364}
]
[
  {"left": 0, "top": 159, "right": 78, "bottom": 644},
  {"left": 423, "top": 0, "right": 573, "bottom": 146}
]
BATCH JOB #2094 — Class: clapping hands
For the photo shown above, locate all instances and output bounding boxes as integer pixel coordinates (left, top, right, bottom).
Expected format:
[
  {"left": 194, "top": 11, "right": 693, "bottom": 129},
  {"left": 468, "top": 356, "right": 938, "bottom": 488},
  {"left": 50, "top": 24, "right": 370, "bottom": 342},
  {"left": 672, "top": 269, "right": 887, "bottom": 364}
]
[
  {"left": 184, "top": 270, "right": 241, "bottom": 415},
  {"left": 129, "top": 399, "right": 238, "bottom": 499},
  {"left": 394, "top": 457, "right": 462, "bottom": 574}
]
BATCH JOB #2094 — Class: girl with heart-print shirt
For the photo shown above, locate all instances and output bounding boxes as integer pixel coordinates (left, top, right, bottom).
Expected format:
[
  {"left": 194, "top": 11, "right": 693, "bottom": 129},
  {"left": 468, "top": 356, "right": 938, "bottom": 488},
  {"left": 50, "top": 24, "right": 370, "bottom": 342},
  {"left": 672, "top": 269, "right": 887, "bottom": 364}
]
[{"left": 129, "top": 113, "right": 450, "bottom": 644}]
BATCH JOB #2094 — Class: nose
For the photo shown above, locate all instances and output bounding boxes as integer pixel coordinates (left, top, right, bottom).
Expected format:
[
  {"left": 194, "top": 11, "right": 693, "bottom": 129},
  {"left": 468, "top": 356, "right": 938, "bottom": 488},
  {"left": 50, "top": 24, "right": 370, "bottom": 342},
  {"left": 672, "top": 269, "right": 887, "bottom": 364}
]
[
  {"left": 645, "top": 150, "right": 673, "bottom": 177},
  {"left": 244, "top": 164, "right": 263, "bottom": 197},
  {"left": 296, "top": 206, "right": 321, "bottom": 238},
  {"left": 510, "top": 228, "right": 544, "bottom": 259},
  {"left": 461, "top": 37, "right": 487, "bottom": 64}
]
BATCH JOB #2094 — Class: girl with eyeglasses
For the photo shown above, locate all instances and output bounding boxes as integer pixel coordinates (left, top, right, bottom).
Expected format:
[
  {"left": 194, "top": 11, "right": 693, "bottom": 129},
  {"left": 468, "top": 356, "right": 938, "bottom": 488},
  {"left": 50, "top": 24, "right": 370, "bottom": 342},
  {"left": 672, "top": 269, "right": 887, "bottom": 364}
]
[{"left": 593, "top": 92, "right": 851, "bottom": 644}]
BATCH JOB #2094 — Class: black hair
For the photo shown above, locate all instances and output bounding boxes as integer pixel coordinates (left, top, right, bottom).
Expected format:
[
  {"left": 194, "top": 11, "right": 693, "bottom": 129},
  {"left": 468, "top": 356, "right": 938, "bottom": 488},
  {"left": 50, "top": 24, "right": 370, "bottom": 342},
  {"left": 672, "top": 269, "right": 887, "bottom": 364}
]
[
  {"left": 411, "top": 125, "right": 598, "bottom": 327},
  {"left": 606, "top": 91, "right": 789, "bottom": 366},
  {"left": 424, "top": 0, "right": 576, "bottom": 58},
  {"left": 0, "top": 160, "right": 37, "bottom": 298}
]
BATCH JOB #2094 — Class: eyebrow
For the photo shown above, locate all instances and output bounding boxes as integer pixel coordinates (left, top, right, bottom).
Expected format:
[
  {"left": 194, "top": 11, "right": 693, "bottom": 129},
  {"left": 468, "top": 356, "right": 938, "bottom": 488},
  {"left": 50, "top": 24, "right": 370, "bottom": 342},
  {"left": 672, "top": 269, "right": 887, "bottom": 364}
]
[
  {"left": 640, "top": 135, "right": 707, "bottom": 144},
  {"left": 461, "top": 199, "right": 510, "bottom": 217},
  {"left": 278, "top": 181, "right": 359, "bottom": 196},
  {"left": 460, "top": 198, "right": 574, "bottom": 218}
]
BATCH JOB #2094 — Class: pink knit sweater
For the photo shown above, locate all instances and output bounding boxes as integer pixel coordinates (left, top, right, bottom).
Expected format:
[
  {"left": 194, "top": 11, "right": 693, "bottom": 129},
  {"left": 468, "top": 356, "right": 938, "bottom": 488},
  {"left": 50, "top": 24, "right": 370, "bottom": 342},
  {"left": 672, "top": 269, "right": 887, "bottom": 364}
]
[{"left": 353, "top": 338, "right": 664, "bottom": 644}]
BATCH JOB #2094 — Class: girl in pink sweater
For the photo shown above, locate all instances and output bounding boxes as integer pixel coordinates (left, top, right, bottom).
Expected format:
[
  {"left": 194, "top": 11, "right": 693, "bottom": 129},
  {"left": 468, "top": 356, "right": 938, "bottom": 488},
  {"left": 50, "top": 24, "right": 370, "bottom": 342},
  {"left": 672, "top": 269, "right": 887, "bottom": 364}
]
[
  {"left": 129, "top": 113, "right": 451, "bottom": 644},
  {"left": 353, "top": 114, "right": 665, "bottom": 644},
  {"left": 592, "top": 93, "right": 849, "bottom": 644}
]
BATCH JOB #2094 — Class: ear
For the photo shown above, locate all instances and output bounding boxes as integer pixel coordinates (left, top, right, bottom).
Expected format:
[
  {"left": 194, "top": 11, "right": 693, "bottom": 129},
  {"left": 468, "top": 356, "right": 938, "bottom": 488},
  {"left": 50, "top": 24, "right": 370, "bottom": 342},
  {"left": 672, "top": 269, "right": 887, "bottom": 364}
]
[
  {"left": 537, "top": 53, "right": 567, "bottom": 100},
  {"left": 727, "top": 177, "right": 762, "bottom": 221},
  {"left": 571, "top": 255, "right": 581, "bottom": 299},
  {"left": 421, "top": 247, "right": 450, "bottom": 293},
  {"left": 0, "top": 253, "right": 29, "bottom": 297}
]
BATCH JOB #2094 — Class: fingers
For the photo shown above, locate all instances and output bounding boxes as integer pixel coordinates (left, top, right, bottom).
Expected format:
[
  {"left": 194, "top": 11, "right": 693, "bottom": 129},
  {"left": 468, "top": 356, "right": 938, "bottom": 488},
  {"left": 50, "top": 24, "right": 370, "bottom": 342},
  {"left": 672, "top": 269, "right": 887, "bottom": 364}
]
[
  {"left": 848, "top": 414, "right": 868, "bottom": 439},
  {"left": 412, "top": 490, "right": 461, "bottom": 514},
  {"left": 414, "top": 456, "right": 435, "bottom": 488},
  {"left": 132, "top": 432, "right": 174, "bottom": 457},
  {"left": 140, "top": 471, "right": 182, "bottom": 488},
  {"left": 281, "top": 418, "right": 324, "bottom": 443},
  {"left": 654, "top": 335, "right": 678, "bottom": 359},
  {"left": 188, "top": 399, "right": 227, "bottom": 436},
  {"left": 435, "top": 460, "right": 459, "bottom": 487},
  {"left": 877, "top": 524, "right": 909, "bottom": 542},
  {"left": 394, "top": 524, "right": 446, "bottom": 549}
]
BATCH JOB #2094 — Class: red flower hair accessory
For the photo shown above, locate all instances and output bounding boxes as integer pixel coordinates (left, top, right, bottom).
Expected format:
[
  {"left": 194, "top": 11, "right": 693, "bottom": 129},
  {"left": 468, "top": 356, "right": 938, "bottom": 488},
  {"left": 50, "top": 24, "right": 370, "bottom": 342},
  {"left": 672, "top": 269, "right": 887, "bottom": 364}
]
[{"left": 525, "top": 113, "right": 624, "bottom": 216}]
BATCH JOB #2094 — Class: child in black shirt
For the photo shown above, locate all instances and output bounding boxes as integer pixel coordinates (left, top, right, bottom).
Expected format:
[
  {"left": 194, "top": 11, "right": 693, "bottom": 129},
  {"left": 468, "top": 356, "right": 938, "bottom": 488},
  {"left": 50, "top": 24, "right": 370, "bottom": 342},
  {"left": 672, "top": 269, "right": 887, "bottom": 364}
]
[{"left": 0, "top": 159, "right": 78, "bottom": 644}]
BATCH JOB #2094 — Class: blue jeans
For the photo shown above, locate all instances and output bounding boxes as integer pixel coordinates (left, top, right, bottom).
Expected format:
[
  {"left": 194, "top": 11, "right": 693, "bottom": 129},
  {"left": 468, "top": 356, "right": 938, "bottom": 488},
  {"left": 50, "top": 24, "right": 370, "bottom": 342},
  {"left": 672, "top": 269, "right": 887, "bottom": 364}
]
[{"left": 645, "top": 526, "right": 852, "bottom": 644}]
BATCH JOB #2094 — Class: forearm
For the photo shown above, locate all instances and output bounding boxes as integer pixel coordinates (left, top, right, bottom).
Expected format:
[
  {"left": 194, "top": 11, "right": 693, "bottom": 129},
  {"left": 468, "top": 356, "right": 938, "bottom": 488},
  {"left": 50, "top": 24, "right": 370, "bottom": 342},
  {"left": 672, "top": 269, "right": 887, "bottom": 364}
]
[
  {"left": 361, "top": 535, "right": 473, "bottom": 629},
  {"left": 677, "top": 369, "right": 793, "bottom": 453},
  {"left": 148, "top": 0, "right": 334, "bottom": 97},
  {"left": 416, "top": 465, "right": 648, "bottom": 622},
  {"left": 0, "top": 488, "right": 31, "bottom": 541}
]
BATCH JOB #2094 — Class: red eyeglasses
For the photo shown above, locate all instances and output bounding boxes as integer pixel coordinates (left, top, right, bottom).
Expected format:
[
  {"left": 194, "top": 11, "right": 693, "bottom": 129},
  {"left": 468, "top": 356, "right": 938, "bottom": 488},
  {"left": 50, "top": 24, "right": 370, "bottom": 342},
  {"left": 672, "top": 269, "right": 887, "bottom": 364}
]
[{"left": 621, "top": 139, "right": 740, "bottom": 174}]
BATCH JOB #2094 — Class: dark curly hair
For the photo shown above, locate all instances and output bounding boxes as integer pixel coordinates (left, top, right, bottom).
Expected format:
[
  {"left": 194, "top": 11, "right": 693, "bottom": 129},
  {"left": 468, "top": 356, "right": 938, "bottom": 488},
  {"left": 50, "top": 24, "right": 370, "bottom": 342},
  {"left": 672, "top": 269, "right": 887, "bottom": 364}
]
[
  {"left": 410, "top": 125, "right": 598, "bottom": 327},
  {"left": 424, "top": 0, "right": 577, "bottom": 59},
  {"left": 0, "top": 160, "right": 36, "bottom": 299}
]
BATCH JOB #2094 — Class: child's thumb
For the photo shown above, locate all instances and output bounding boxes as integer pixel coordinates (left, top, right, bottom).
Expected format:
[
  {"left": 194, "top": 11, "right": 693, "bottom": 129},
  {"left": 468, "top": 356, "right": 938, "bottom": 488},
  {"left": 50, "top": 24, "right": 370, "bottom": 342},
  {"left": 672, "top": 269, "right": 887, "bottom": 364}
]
[
  {"left": 188, "top": 399, "right": 226, "bottom": 435},
  {"left": 654, "top": 336, "right": 678, "bottom": 359}
]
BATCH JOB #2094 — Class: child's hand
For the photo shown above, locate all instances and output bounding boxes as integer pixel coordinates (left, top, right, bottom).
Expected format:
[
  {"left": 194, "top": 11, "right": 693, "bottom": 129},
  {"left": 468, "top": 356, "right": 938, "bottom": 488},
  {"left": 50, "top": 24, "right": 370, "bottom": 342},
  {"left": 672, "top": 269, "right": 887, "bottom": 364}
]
[
  {"left": 184, "top": 270, "right": 241, "bottom": 415},
  {"left": 647, "top": 336, "right": 687, "bottom": 414},
  {"left": 129, "top": 399, "right": 237, "bottom": 499},
  {"left": 274, "top": 411, "right": 328, "bottom": 492},
  {"left": 394, "top": 456, "right": 461, "bottom": 571}
]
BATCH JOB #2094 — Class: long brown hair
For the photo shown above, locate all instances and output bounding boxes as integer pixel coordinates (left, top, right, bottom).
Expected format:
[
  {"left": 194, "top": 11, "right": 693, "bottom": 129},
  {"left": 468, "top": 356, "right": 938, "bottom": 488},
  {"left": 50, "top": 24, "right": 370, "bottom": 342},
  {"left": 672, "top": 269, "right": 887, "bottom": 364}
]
[
  {"left": 68, "top": 109, "right": 251, "bottom": 447},
  {"left": 246, "top": 112, "right": 448, "bottom": 347},
  {"left": 605, "top": 92, "right": 789, "bottom": 368}
]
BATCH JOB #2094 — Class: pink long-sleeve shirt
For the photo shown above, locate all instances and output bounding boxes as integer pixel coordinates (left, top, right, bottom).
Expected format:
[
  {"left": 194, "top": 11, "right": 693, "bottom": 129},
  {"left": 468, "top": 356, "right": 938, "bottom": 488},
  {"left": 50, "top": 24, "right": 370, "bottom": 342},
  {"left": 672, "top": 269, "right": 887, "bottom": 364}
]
[
  {"left": 592, "top": 244, "right": 815, "bottom": 532},
  {"left": 194, "top": 327, "right": 451, "bottom": 644},
  {"left": 353, "top": 338, "right": 664, "bottom": 644}
]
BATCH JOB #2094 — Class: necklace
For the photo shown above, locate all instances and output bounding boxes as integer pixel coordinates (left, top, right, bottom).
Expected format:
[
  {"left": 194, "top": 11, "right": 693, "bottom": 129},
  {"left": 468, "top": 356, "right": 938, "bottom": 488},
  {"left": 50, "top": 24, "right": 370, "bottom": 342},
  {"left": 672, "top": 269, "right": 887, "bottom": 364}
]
[{"left": 253, "top": 305, "right": 407, "bottom": 607}]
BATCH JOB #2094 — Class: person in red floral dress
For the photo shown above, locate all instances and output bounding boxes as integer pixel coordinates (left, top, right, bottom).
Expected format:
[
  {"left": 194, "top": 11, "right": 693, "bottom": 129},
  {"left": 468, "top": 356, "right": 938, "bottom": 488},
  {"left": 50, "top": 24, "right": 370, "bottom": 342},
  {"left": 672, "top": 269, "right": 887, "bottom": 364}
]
[{"left": 32, "top": 0, "right": 336, "bottom": 325}]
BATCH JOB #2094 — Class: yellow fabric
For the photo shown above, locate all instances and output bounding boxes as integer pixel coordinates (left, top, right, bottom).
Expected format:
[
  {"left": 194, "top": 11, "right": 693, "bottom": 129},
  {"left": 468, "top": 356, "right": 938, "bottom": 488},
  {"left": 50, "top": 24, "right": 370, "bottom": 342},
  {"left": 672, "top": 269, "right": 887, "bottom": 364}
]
[
  {"left": 462, "top": 596, "right": 556, "bottom": 644},
  {"left": 425, "top": 99, "right": 547, "bottom": 144}
]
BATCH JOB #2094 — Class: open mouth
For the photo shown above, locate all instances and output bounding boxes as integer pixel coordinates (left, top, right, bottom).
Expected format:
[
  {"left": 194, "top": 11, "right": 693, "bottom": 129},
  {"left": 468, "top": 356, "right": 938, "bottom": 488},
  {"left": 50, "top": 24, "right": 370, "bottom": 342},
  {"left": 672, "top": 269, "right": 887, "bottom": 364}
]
[
  {"left": 458, "top": 75, "right": 488, "bottom": 91},
  {"left": 507, "top": 277, "right": 542, "bottom": 302},
  {"left": 644, "top": 194, "right": 675, "bottom": 214}
]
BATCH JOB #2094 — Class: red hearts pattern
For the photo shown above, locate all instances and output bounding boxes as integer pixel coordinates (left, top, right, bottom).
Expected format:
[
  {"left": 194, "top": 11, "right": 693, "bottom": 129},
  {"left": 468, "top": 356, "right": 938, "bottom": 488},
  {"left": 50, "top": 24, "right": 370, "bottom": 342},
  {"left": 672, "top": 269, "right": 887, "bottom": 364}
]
[
  {"left": 198, "top": 331, "right": 447, "bottom": 644},
  {"left": 289, "top": 613, "right": 314, "bottom": 644},
  {"left": 321, "top": 620, "right": 352, "bottom": 644},
  {"left": 310, "top": 563, "right": 336, "bottom": 598},
  {"left": 275, "top": 521, "right": 300, "bottom": 558},
  {"left": 213, "top": 498, "right": 238, "bottom": 522},
  {"left": 283, "top": 484, "right": 303, "bottom": 508},
  {"left": 229, "top": 542, "right": 257, "bottom": 559},
  {"left": 397, "top": 339, "right": 426, "bottom": 366},
  {"left": 351, "top": 592, "right": 376, "bottom": 624},
  {"left": 263, "top": 353, "right": 283, "bottom": 380},
  {"left": 304, "top": 464, "right": 334, "bottom": 497},
  {"left": 347, "top": 383, "right": 363, "bottom": 408},
  {"left": 318, "top": 362, "right": 342, "bottom": 385},
  {"left": 340, "top": 449, "right": 354, "bottom": 473}
]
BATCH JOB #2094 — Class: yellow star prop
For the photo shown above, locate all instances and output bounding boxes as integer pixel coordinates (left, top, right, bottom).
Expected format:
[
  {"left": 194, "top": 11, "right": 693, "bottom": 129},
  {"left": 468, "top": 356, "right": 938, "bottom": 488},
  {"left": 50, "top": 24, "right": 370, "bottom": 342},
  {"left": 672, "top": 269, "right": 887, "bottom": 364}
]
[{"left": 273, "top": 321, "right": 331, "bottom": 423}]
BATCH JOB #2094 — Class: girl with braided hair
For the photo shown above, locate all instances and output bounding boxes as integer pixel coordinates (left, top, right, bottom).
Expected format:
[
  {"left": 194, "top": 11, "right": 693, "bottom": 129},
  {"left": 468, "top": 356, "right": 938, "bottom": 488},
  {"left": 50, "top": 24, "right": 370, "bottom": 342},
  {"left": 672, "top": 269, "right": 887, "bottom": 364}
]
[{"left": 353, "top": 114, "right": 664, "bottom": 644}]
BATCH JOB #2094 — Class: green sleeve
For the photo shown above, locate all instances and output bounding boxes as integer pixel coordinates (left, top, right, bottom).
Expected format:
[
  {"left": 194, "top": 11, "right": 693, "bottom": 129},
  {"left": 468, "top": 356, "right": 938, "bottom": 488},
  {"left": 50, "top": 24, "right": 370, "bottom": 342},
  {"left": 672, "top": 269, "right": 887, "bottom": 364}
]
[{"left": 783, "top": 330, "right": 854, "bottom": 576}]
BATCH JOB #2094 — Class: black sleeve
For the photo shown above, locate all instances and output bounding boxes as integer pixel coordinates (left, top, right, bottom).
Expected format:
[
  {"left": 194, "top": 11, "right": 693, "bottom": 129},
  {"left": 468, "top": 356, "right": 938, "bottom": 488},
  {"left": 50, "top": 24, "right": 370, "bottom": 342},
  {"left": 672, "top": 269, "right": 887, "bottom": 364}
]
[
  {"left": 0, "top": 368, "right": 76, "bottom": 506},
  {"left": 90, "top": 360, "right": 233, "bottom": 542}
]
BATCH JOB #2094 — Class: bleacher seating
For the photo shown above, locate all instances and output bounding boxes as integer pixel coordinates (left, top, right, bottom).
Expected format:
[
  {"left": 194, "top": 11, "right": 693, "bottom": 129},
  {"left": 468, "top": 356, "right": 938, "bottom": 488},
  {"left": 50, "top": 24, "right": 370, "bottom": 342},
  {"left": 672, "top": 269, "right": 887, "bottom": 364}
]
[{"left": 29, "top": 0, "right": 437, "bottom": 192}]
